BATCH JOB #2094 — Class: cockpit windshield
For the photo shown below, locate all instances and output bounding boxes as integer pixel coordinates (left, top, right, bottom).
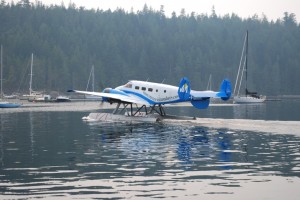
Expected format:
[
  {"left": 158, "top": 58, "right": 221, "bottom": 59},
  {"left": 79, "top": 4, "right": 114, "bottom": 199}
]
[{"left": 124, "top": 82, "right": 132, "bottom": 88}]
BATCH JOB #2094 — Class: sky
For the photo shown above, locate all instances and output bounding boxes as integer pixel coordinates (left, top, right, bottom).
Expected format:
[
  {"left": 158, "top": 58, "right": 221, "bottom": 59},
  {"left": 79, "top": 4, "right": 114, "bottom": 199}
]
[{"left": 24, "top": 0, "right": 300, "bottom": 22}]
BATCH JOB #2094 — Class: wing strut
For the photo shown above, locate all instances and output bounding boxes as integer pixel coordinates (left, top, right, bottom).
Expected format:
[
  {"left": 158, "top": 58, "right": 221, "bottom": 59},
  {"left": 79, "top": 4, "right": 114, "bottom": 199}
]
[
  {"left": 149, "top": 104, "right": 166, "bottom": 116},
  {"left": 109, "top": 102, "right": 167, "bottom": 117}
]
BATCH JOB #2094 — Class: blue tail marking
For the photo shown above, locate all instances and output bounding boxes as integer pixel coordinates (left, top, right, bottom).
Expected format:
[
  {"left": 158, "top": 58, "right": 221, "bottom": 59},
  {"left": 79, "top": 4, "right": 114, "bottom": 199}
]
[{"left": 178, "top": 77, "right": 191, "bottom": 101}]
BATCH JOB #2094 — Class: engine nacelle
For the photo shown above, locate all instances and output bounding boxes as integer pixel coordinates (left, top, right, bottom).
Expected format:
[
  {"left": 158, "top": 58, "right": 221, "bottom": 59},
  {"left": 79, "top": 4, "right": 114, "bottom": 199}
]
[{"left": 101, "top": 88, "right": 128, "bottom": 103}]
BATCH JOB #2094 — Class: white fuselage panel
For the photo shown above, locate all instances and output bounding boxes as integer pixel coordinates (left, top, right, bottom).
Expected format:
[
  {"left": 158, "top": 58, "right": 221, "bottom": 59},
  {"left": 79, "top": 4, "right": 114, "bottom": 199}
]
[{"left": 116, "top": 80, "right": 180, "bottom": 104}]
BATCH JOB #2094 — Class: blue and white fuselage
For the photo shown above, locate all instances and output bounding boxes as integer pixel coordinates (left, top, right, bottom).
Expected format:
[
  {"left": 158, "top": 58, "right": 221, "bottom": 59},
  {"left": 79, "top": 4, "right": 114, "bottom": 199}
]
[
  {"left": 116, "top": 80, "right": 184, "bottom": 105},
  {"left": 68, "top": 77, "right": 231, "bottom": 114}
]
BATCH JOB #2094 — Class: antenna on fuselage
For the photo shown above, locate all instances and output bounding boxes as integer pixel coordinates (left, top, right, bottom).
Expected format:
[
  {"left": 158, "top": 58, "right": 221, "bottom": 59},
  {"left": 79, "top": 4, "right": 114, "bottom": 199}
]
[{"left": 146, "top": 78, "right": 149, "bottom": 82}]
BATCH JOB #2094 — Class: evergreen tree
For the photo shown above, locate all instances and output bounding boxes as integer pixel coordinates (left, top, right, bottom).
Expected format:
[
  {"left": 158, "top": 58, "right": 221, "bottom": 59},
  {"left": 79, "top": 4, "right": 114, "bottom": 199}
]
[{"left": 0, "top": 2, "right": 299, "bottom": 95}]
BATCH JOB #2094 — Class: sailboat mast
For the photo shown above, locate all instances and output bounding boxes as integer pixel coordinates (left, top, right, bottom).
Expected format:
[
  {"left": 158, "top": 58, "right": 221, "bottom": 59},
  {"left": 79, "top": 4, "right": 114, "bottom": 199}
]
[
  {"left": 29, "top": 53, "right": 33, "bottom": 96},
  {"left": 92, "top": 65, "right": 94, "bottom": 92},
  {"left": 86, "top": 65, "right": 95, "bottom": 91},
  {"left": 0, "top": 45, "right": 3, "bottom": 98},
  {"left": 245, "top": 30, "right": 248, "bottom": 96}
]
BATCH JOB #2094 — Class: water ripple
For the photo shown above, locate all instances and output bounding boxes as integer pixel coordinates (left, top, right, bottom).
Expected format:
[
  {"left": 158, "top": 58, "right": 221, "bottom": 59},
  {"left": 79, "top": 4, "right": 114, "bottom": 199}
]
[{"left": 1, "top": 113, "right": 300, "bottom": 199}]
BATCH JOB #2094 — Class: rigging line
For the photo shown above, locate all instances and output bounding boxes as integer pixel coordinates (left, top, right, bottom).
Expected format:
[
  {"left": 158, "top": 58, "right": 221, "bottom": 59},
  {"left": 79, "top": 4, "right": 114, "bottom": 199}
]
[
  {"left": 17, "top": 55, "right": 31, "bottom": 93},
  {"left": 237, "top": 57, "right": 247, "bottom": 96},
  {"left": 245, "top": 30, "right": 249, "bottom": 95},
  {"left": 206, "top": 74, "right": 212, "bottom": 90},
  {"left": 86, "top": 65, "right": 94, "bottom": 91},
  {"left": 0, "top": 45, "right": 2, "bottom": 97},
  {"left": 233, "top": 33, "right": 247, "bottom": 96}
]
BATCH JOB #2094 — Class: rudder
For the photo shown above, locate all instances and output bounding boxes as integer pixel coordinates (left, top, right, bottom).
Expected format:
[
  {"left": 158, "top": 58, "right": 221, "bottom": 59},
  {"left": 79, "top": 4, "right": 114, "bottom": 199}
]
[{"left": 220, "top": 79, "right": 231, "bottom": 101}]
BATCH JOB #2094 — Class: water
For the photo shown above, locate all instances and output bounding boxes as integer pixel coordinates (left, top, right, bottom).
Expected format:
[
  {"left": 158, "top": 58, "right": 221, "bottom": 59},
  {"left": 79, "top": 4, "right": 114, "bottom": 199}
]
[
  {"left": 0, "top": 100, "right": 300, "bottom": 199},
  {"left": 167, "top": 99, "right": 300, "bottom": 121}
]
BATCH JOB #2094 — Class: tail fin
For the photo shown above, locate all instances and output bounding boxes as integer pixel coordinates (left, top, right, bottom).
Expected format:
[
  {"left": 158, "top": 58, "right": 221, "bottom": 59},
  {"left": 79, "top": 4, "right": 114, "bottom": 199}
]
[
  {"left": 178, "top": 77, "right": 191, "bottom": 101},
  {"left": 219, "top": 79, "right": 231, "bottom": 101}
]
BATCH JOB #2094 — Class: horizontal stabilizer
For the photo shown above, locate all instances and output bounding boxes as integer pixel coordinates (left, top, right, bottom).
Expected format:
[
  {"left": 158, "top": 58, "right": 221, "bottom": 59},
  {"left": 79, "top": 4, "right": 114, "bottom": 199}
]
[
  {"left": 189, "top": 79, "right": 231, "bottom": 109},
  {"left": 191, "top": 99, "right": 210, "bottom": 109}
]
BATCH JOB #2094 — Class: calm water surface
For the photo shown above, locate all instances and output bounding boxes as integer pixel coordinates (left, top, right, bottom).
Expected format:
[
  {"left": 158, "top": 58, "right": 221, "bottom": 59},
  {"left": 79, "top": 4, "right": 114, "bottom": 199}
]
[{"left": 0, "top": 100, "right": 300, "bottom": 199}]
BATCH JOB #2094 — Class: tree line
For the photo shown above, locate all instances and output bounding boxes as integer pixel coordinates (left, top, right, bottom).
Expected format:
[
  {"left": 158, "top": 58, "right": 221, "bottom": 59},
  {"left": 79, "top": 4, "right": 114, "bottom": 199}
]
[{"left": 0, "top": 0, "right": 299, "bottom": 96}]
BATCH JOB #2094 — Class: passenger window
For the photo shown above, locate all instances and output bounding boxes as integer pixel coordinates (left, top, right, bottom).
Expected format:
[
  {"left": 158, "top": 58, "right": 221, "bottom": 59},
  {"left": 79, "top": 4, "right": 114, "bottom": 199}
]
[
  {"left": 156, "top": 89, "right": 158, "bottom": 92},
  {"left": 135, "top": 86, "right": 139, "bottom": 90},
  {"left": 141, "top": 87, "right": 146, "bottom": 91},
  {"left": 164, "top": 90, "right": 166, "bottom": 93},
  {"left": 148, "top": 88, "right": 153, "bottom": 92}
]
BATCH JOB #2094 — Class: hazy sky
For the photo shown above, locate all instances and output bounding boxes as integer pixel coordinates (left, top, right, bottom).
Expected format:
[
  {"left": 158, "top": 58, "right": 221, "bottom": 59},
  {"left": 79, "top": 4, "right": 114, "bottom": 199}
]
[{"left": 25, "top": 0, "right": 300, "bottom": 22}]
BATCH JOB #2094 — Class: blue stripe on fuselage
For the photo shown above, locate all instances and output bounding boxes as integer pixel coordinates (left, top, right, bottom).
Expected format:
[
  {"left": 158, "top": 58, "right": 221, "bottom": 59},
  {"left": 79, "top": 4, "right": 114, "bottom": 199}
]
[{"left": 120, "top": 89, "right": 183, "bottom": 105}]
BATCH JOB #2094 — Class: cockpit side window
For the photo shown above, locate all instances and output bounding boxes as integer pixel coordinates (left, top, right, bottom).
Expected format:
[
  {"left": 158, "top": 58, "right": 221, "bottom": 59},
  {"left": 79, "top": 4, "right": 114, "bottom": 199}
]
[{"left": 124, "top": 83, "right": 132, "bottom": 88}]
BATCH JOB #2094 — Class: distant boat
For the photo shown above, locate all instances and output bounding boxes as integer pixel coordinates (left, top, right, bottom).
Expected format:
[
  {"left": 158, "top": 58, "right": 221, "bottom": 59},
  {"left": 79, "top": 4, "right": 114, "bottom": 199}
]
[
  {"left": 55, "top": 95, "right": 71, "bottom": 102},
  {"left": 0, "top": 101, "right": 21, "bottom": 108},
  {"left": 85, "top": 65, "right": 102, "bottom": 100},
  {"left": 20, "top": 54, "right": 50, "bottom": 101},
  {"left": 0, "top": 45, "right": 21, "bottom": 108},
  {"left": 30, "top": 94, "right": 51, "bottom": 102},
  {"left": 3, "top": 94, "right": 18, "bottom": 99},
  {"left": 233, "top": 31, "right": 266, "bottom": 104}
]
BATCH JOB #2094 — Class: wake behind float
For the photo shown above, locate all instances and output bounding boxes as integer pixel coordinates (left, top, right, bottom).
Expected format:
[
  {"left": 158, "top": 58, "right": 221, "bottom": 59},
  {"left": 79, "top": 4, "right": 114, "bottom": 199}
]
[{"left": 82, "top": 112, "right": 161, "bottom": 123}]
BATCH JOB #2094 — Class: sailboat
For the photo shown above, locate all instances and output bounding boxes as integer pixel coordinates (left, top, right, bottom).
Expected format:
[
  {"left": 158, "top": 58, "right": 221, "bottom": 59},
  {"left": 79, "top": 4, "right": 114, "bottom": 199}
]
[
  {"left": 20, "top": 54, "right": 50, "bottom": 102},
  {"left": 0, "top": 45, "right": 21, "bottom": 108},
  {"left": 233, "top": 31, "right": 266, "bottom": 103},
  {"left": 84, "top": 65, "right": 102, "bottom": 100}
]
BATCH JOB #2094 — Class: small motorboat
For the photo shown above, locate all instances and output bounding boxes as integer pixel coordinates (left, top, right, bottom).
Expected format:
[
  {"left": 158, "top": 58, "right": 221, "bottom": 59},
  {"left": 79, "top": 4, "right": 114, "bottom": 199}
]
[{"left": 55, "top": 96, "right": 71, "bottom": 102}]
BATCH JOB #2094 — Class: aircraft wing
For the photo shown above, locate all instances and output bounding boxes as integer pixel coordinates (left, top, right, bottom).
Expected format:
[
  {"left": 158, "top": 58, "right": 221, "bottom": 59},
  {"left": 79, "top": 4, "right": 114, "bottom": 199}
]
[{"left": 68, "top": 90, "right": 150, "bottom": 106}]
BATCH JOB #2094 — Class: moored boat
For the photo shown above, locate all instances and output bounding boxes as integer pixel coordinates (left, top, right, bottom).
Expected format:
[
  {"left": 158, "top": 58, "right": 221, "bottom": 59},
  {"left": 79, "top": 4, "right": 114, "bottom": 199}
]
[
  {"left": 233, "top": 95, "right": 266, "bottom": 103},
  {"left": 55, "top": 95, "right": 71, "bottom": 102},
  {"left": 0, "top": 45, "right": 22, "bottom": 108},
  {"left": 0, "top": 101, "right": 21, "bottom": 108},
  {"left": 19, "top": 54, "right": 50, "bottom": 102},
  {"left": 233, "top": 31, "right": 266, "bottom": 104},
  {"left": 29, "top": 94, "right": 51, "bottom": 102},
  {"left": 84, "top": 65, "right": 102, "bottom": 100}
]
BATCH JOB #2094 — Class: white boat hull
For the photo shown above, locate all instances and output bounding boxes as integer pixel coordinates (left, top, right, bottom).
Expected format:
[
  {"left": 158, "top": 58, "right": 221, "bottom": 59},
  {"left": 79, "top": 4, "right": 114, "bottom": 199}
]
[
  {"left": 234, "top": 96, "right": 266, "bottom": 103},
  {"left": 56, "top": 96, "right": 71, "bottom": 102}
]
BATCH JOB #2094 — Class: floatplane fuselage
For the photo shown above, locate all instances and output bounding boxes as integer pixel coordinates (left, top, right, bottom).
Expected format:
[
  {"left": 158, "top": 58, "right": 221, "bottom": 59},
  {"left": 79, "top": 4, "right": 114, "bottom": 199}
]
[{"left": 68, "top": 77, "right": 231, "bottom": 122}]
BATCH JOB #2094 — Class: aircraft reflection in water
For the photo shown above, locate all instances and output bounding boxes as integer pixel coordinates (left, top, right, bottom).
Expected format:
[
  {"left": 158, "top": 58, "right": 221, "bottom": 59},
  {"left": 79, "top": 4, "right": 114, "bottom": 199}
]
[{"left": 88, "top": 123, "right": 242, "bottom": 170}]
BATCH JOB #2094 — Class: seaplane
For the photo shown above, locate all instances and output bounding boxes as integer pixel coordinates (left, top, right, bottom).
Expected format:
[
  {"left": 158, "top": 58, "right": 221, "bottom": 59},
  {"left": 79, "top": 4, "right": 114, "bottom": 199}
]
[{"left": 68, "top": 77, "right": 231, "bottom": 122}]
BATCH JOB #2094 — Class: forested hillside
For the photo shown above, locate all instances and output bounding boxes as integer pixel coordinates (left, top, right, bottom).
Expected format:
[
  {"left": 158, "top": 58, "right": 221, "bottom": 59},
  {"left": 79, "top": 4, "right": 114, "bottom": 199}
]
[{"left": 0, "top": 0, "right": 299, "bottom": 95}]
